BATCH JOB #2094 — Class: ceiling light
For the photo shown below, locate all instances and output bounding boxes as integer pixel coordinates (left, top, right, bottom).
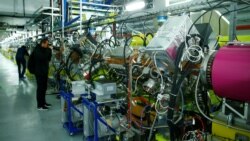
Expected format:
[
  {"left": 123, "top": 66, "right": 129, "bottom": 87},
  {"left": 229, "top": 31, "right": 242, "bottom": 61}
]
[
  {"left": 126, "top": 0, "right": 145, "bottom": 11},
  {"left": 166, "top": 0, "right": 169, "bottom": 7}
]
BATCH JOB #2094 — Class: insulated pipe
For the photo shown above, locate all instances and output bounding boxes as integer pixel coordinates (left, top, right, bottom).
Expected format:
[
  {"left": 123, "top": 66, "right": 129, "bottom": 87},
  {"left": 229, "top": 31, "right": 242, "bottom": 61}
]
[
  {"left": 211, "top": 45, "right": 250, "bottom": 102},
  {"left": 236, "top": 25, "right": 250, "bottom": 30}
]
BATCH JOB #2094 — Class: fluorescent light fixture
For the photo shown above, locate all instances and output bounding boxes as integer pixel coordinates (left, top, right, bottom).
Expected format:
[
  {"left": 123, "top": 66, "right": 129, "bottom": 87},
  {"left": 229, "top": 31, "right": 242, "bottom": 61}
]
[
  {"left": 169, "top": 0, "right": 192, "bottom": 5},
  {"left": 126, "top": 0, "right": 145, "bottom": 11},
  {"left": 166, "top": 0, "right": 169, "bottom": 7}
]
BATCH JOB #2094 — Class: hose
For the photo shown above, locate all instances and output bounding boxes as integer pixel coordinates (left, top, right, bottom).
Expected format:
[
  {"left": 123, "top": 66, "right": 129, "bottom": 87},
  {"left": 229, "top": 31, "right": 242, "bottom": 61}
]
[{"left": 195, "top": 74, "right": 250, "bottom": 133}]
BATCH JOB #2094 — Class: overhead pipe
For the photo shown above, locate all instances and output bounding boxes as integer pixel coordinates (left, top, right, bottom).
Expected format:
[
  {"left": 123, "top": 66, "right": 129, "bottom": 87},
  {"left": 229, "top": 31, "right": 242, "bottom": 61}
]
[
  {"left": 69, "top": 1, "right": 121, "bottom": 8},
  {"left": 105, "top": 0, "right": 113, "bottom": 5},
  {"left": 117, "top": 0, "right": 232, "bottom": 21},
  {"left": 236, "top": 25, "right": 250, "bottom": 30},
  {"left": 51, "top": 0, "right": 54, "bottom": 38},
  {"left": 236, "top": 13, "right": 250, "bottom": 21},
  {"left": 23, "top": 0, "right": 26, "bottom": 17}
]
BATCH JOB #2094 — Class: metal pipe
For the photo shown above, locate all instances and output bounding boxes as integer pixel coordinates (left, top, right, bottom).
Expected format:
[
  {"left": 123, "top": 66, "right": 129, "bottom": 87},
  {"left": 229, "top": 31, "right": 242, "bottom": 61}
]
[
  {"left": 225, "top": 102, "right": 245, "bottom": 119},
  {"left": 80, "top": 0, "right": 83, "bottom": 35},
  {"left": 229, "top": 2, "right": 237, "bottom": 41},
  {"left": 117, "top": 0, "right": 231, "bottom": 21},
  {"left": 244, "top": 103, "right": 249, "bottom": 120},
  {"left": 128, "top": 57, "right": 133, "bottom": 129},
  {"left": 96, "top": 98, "right": 124, "bottom": 104},
  {"left": 23, "top": 0, "right": 25, "bottom": 17},
  {"left": 237, "top": 13, "right": 250, "bottom": 21},
  {"left": 236, "top": 25, "right": 250, "bottom": 30},
  {"left": 42, "top": 13, "right": 62, "bottom": 16},
  {"left": 69, "top": 1, "right": 122, "bottom": 8},
  {"left": 62, "top": 0, "right": 65, "bottom": 49},
  {"left": 51, "top": 0, "right": 54, "bottom": 38},
  {"left": 22, "top": 0, "right": 239, "bottom": 39}
]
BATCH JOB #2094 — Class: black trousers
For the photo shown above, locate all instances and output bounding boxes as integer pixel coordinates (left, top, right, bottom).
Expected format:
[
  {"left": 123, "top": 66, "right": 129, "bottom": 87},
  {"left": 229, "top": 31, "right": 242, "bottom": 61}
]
[
  {"left": 16, "top": 58, "right": 26, "bottom": 78},
  {"left": 35, "top": 74, "right": 48, "bottom": 107}
]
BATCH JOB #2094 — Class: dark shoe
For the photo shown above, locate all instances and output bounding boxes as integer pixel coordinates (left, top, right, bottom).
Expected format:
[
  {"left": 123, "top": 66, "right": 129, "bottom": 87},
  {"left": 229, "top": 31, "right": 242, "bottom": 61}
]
[
  {"left": 45, "top": 103, "right": 52, "bottom": 107},
  {"left": 37, "top": 106, "right": 49, "bottom": 111}
]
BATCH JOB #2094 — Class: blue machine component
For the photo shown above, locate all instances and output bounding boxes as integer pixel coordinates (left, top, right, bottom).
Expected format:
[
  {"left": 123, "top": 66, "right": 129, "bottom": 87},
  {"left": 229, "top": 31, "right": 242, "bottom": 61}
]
[
  {"left": 82, "top": 96, "right": 117, "bottom": 141},
  {"left": 61, "top": 0, "right": 113, "bottom": 27},
  {"left": 105, "top": 0, "right": 113, "bottom": 5},
  {"left": 60, "top": 91, "right": 84, "bottom": 135},
  {"left": 65, "top": 16, "right": 80, "bottom": 27},
  {"left": 63, "top": 0, "right": 68, "bottom": 26},
  {"left": 59, "top": 79, "right": 66, "bottom": 91},
  {"left": 157, "top": 15, "right": 168, "bottom": 22}
]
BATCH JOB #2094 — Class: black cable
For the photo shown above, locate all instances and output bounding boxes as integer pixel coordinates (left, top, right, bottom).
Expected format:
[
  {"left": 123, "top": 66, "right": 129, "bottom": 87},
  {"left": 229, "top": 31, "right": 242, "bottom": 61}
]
[
  {"left": 188, "top": 0, "right": 231, "bottom": 34},
  {"left": 206, "top": 0, "right": 212, "bottom": 8},
  {"left": 201, "top": 10, "right": 213, "bottom": 49},
  {"left": 239, "top": 0, "right": 250, "bottom": 5},
  {"left": 123, "top": 35, "right": 145, "bottom": 64},
  {"left": 218, "top": 5, "right": 250, "bottom": 36},
  {"left": 168, "top": 39, "right": 198, "bottom": 140},
  {"left": 143, "top": 20, "right": 155, "bottom": 34},
  {"left": 168, "top": 63, "right": 194, "bottom": 140},
  {"left": 223, "top": 7, "right": 230, "bottom": 12},
  {"left": 100, "top": 24, "right": 113, "bottom": 39},
  {"left": 119, "top": 11, "right": 153, "bottom": 38},
  {"left": 88, "top": 39, "right": 111, "bottom": 85},
  {"left": 64, "top": 48, "right": 84, "bottom": 81},
  {"left": 144, "top": 33, "right": 154, "bottom": 47},
  {"left": 85, "top": 15, "right": 98, "bottom": 46},
  {"left": 109, "top": 35, "right": 116, "bottom": 46},
  {"left": 108, "top": 39, "right": 115, "bottom": 48}
]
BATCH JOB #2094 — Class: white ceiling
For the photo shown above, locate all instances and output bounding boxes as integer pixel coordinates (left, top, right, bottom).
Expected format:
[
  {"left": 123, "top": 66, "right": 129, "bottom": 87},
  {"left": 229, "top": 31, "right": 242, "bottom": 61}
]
[
  {"left": 0, "top": 0, "right": 249, "bottom": 42},
  {"left": 0, "top": 0, "right": 50, "bottom": 17},
  {"left": 0, "top": 0, "right": 50, "bottom": 41}
]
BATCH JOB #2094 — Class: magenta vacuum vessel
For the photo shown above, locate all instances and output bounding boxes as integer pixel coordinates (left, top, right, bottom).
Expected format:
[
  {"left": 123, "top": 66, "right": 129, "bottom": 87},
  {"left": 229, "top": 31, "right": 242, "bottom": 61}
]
[{"left": 204, "top": 44, "right": 250, "bottom": 102}]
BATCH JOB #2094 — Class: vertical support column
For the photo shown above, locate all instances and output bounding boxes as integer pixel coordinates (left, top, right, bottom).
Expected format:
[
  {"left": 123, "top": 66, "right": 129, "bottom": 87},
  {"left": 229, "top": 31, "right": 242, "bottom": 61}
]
[
  {"left": 62, "top": 0, "right": 65, "bottom": 48},
  {"left": 61, "top": 0, "right": 65, "bottom": 62},
  {"left": 222, "top": 98, "right": 226, "bottom": 114},
  {"left": 69, "top": 1, "right": 71, "bottom": 20},
  {"left": 244, "top": 103, "right": 249, "bottom": 120},
  {"left": 229, "top": 2, "right": 237, "bottom": 42},
  {"left": 93, "top": 103, "right": 98, "bottom": 141},
  {"left": 127, "top": 58, "right": 132, "bottom": 129},
  {"left": 36, "top": 30, "right": 39, "bottom": 37},
  {"left": 51, "top": 0, "right": 54, "bottom": 38},
  {"left": 112, "top": 22, "right": 116, "bottom": 45},
  {"left": 27, "top": 30, "right": 29, "bottom": 39},
  {"left": 80, "top": 0, "right": 83, "bottom": 35}
]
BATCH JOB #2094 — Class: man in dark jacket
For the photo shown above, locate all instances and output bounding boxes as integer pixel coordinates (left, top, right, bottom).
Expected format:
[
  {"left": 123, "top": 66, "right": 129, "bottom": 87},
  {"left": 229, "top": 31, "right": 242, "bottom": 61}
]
[
  {"left": 34, "top": 38, "right": 52, "bottom": 110},
  {"left": 15, "top": 45, "right": 29, "bottom": 79}
]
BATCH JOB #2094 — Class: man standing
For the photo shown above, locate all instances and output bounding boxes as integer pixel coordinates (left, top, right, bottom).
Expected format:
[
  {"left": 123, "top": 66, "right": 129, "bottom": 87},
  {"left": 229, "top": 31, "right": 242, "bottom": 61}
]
[
  {"left": 34, "top": 38, "right": 52, "bottom": 110},
  {"left": 15, "top": 45, "right": 29, "bottom": 79}
]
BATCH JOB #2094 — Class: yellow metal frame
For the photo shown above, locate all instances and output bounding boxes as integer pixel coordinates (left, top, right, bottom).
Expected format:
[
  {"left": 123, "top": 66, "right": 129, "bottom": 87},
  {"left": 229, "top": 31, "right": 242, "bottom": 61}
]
[
  {"left": 218, "top": 35, "right": 250, "bottom": 47},
  {"left": 212, "top": 122, "right": 250, "bottom": 140}
]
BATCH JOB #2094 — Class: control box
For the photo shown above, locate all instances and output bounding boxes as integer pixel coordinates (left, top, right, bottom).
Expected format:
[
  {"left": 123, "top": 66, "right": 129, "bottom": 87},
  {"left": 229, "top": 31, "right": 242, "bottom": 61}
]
[
  {"left": 146, "top": 15, "right": 198, "bottom": 61},
  {"left": 92, "top": 80, "right": 117, "bottom": 100}
]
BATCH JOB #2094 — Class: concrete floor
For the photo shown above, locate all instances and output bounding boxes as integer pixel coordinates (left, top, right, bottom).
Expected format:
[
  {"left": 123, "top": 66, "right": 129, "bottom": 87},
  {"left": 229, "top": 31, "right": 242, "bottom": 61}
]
[{"left": 0, "top": 53, "right": 82, "bottom": 141}]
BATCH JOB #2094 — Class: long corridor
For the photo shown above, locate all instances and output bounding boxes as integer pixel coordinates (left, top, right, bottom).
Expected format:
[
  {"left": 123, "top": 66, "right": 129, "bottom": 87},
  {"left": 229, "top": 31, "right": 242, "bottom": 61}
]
[{"left": 0, "top": 53, "right": 82, "bottom": 141}]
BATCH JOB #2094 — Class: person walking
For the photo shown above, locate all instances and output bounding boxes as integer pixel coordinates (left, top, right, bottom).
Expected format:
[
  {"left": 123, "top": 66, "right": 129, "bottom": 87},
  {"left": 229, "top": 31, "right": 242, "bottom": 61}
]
[
  {"left": 15, "top": 45, "right": 29, "bottom": 79},
  {"left": 34, "top": 38, "right": 52, "bottom": 110}
]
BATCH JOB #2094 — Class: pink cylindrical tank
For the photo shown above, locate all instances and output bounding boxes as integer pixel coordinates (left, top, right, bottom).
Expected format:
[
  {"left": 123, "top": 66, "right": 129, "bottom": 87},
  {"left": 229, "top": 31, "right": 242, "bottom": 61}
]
[{"left": 211, "top": 44, "right": 250, "bottom": 102}]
